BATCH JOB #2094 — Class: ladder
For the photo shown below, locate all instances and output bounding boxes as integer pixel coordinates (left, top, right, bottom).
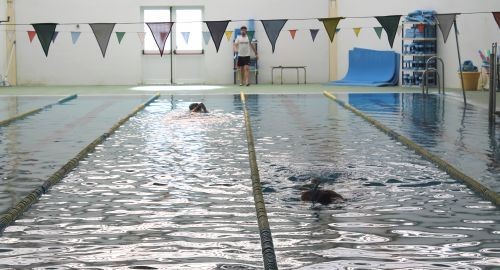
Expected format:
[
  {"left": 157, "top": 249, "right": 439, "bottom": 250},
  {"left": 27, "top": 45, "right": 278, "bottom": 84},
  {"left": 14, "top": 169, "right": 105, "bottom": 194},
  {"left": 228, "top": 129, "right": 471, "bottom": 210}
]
[{"left": 422, "top": 56, "right": 445, "bottom": 95}]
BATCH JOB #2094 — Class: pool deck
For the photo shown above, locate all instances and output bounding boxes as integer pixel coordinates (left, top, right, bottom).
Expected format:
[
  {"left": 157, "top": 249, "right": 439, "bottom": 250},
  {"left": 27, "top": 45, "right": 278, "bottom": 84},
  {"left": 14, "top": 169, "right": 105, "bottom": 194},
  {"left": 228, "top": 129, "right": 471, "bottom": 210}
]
[{"left": 0, "top": 84, "right": 498, "bottom": 111}]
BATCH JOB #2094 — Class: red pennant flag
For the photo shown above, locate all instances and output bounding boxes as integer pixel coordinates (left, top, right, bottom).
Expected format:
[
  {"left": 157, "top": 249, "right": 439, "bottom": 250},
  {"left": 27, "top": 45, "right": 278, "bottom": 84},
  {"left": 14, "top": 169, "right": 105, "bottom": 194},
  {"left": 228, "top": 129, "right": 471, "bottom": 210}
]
[
  {"left": 28, "top": 31, "right": 36, "bottom": 43},
  {"left": 288, "top": 29, "right": 297, "bottom": 39},
  {"left": 494, "top": 12, "right": 500, "bottom": 30}
]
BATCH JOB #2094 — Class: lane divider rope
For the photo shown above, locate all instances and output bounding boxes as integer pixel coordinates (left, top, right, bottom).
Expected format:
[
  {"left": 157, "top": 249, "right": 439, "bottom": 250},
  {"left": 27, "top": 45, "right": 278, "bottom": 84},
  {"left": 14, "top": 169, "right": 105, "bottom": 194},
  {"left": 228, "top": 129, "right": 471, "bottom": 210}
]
[
  {"left": 0, "top": 93, "right": 160, "bottom": 234},
  {"left": 240, "top": 92, "right": 279, "bottom": 270},
  {"left": 0, "top": 94, "right": 78, "bottom": 127},
  {"left": 323, "top": 91, "right": 500, "bottom": 207}
]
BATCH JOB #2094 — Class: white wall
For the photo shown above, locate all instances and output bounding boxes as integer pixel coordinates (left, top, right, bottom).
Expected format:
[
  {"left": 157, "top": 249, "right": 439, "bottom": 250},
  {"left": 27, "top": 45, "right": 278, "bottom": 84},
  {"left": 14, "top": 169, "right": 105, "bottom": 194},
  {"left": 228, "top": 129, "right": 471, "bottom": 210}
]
[
  {"left": 13, "top": 0, "right": 330, "bottom": 85},
  {"left": 336, "top": 0, "right": 500, "bottom": 88},
  {"left": 0, "top": 0, "right": 6, "bottom": 82}
]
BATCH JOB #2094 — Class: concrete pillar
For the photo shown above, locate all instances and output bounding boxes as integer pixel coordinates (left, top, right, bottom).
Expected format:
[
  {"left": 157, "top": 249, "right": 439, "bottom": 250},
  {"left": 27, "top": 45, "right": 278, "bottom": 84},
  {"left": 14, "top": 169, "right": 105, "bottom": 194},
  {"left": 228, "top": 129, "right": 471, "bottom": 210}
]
[
  {"left": 6, "top": 0, "right": 16, "bottom": 85},
  {"left": 328, "top": 0, "right": 337, "bottom": 81}
]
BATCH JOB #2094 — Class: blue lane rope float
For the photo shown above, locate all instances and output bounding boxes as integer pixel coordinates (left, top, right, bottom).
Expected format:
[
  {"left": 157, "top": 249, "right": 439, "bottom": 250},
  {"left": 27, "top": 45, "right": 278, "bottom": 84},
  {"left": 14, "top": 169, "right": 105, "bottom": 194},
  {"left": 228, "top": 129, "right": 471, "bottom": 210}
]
[
  {"left": 0, "top": 93, "right": 160, "bottom": 234},
  {"left": 240, "top": 92, "right": 279, "bottom": 270},
  {"left": 323, "top": 91, "right": 500, "bottom": 207},
  {"left": 0, "top": 94, "right": 78, "bottom": 127}
]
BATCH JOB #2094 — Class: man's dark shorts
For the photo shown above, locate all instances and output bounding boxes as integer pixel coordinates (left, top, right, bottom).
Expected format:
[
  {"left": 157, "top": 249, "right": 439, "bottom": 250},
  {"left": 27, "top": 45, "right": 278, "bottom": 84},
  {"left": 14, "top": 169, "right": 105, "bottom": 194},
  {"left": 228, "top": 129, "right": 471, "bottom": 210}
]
[{"left": 237, "top": 56, "right": 250, "bottom": 67}]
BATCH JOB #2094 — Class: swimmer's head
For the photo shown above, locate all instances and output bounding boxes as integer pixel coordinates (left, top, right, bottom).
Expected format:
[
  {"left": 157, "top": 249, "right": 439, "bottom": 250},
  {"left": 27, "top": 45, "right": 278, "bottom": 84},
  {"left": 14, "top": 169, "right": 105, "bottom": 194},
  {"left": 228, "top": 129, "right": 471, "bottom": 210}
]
[
  {"left": 189, "top": 103, "right": 199, "bottom": 112},
  {"left": 310, "top": 178, "right": 321, "bottom": 186}
]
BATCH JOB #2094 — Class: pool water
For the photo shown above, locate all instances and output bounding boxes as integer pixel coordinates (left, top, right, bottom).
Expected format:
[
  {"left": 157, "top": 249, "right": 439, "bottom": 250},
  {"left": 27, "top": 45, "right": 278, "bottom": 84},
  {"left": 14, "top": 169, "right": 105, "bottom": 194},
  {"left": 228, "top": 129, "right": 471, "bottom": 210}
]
[
  {"left": 345, "top": 93, "right": 500, "bottom": 193},
  {"left": 0, "top": 95, "right": 151, "bottom": 214},
  {"left": 0, "top": 94, "right": 499, "bottom": 269},
  {"left": 0, "top": 96, "right": 61, "bottom": 120}
]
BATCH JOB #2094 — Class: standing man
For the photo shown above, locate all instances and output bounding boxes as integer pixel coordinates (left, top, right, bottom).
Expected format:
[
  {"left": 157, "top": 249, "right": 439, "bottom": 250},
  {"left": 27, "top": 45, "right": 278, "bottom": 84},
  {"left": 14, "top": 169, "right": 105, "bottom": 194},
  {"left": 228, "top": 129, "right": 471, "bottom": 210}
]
[{"left": 234, "top": 26, "right": 258, "bottom": 86}]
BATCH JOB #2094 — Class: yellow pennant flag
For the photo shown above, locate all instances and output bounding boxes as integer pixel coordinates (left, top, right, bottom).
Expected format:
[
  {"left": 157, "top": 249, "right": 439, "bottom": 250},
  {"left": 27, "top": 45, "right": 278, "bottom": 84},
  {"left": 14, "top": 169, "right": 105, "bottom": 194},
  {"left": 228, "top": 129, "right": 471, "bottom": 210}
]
[
  {"left": 225, "top": 31, "right": 233, "bottom": 41},
  {"left": 353, "top": 27, "right": 361, "bottom": 37}
]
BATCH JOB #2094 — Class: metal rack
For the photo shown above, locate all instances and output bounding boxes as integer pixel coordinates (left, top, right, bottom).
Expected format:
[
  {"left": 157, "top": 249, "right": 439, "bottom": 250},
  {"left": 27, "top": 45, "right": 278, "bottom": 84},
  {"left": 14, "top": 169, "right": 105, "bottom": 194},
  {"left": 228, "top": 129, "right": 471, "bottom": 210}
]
[{"left": 401, "top": 21, "right": 438, "bottom": 88}]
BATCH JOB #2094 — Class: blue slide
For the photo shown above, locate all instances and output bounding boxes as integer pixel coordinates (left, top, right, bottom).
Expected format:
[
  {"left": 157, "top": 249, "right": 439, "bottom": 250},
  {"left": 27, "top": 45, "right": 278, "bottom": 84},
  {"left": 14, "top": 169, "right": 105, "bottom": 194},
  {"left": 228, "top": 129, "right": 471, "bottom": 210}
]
[{"left": 328, "top": 47, "right": 400, "bottom": 87}]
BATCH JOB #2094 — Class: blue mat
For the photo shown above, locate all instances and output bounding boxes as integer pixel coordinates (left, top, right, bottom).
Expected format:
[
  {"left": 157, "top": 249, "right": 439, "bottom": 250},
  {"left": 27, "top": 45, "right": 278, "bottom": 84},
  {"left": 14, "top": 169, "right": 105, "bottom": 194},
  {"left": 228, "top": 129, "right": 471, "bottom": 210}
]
[{"left": 328, "top": 47, "right": 400, "bottom": 87}]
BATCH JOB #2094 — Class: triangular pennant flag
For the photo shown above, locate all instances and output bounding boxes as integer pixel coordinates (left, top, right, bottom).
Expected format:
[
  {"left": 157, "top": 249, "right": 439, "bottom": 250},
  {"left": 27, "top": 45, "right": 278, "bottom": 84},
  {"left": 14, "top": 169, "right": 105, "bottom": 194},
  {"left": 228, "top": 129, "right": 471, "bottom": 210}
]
[
  {"left": 289, "top": 29, "right": 297, "bottom": 39},
  {"left": 32, "top": 23, "right": 57, "bottom": 57},
  {"left": 71, "top": 31, "right": 81, "bottom": 44},
  {"left": 373, "top": 27, "right": 383, "bottom": 39},
  {"left": 353, "top": 27, "right": 361, "bottom": 37},
  {"left": 202, "top": 31, "right": 211, "bottom": 45},
  {"left": 89, "top": 23, "right": 116, "bottom": 57},
  {"left": 494, "top": 12, "right": 500, "bottom": 30},
  {"left": 181, "top": 32, "right": 190, "bottom": 44},
  {"left": 27, "top": 31, "right": 36, "bottom": 43},
  {"left": 261, "top": 19, "right": 287, "bottom": 53},
  {"left": 318, "top": 17, "right": 343, "bottom": 43},
  {"left": 309, "top": 29, "right": 319, "bottom": 42},
  {"left": 375, "top": 15, "right": 401, "bottom": 48},
  {"left": 247, "top": 30, "right": 255, "bottom": 41},
  {"left": 205, "top": 20, "right": 230, "bottom": 52},
  {"left": 51, "top": 31, "right": 59, "bottom": 43},
  {"left": 436, "top": 14, "right": 456, "bottom": 43},
  {"left": 137, "top": 32, "right": 146, "bottom": 45},
  {"left": 146, "top": 22, "right": 173, "bottom": 56},
  {"left": 224, "top": 31, "right": 233, "bottom": 41},
  {"left": 116, "top": 32, "right": 125, "bottom": 44}
]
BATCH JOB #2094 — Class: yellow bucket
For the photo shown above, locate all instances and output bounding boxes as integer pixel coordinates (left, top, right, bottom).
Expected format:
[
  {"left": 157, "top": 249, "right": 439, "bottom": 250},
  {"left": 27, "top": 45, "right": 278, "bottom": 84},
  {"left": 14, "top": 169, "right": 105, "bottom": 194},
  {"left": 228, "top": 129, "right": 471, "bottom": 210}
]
[{"left": 459, "top": 71, "right": 481, "bottom": 91}]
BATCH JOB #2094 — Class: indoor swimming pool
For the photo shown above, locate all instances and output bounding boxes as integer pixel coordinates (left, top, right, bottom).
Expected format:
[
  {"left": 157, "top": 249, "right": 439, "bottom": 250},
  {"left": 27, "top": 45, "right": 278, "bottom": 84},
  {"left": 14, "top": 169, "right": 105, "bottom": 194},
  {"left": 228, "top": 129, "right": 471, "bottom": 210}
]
[{"left": 0, "top": 94, "right": 499, "bottom": 269}]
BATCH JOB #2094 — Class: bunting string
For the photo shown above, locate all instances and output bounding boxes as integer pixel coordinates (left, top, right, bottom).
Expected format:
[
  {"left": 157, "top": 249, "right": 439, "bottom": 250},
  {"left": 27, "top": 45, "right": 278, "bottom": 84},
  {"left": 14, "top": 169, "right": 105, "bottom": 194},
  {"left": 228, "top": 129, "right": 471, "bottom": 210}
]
[
  {"left": 0, "top": 11, "right": 497, "bottom": 26},
  {"left": 1, "top": 10, "right": 497, "bottom": 57}
]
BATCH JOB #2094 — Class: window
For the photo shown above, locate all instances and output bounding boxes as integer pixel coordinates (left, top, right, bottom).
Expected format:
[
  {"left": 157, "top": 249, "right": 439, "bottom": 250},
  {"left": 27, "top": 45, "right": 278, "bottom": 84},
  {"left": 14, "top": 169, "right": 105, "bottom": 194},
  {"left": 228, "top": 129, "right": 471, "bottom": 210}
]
[
  {"left": 143, "top": 8, "right": 171, "bottom": 54},
  {"left": 142, "top": 7, "right": 203, "bottom": 55},
  {"left": 174, "top": 8, "right": 203, "bottom": 53}
]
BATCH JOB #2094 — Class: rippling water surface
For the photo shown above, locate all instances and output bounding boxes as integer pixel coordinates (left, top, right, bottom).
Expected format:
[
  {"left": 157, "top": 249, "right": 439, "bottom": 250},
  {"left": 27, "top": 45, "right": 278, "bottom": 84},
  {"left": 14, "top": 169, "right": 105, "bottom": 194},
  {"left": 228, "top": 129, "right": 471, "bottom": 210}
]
[
  {"left": 344, "top": 93, "right": 500, "bottom": 192},
  {"left": 0, "top": 96, "right": 150, "bottom": 214},
  {"left": 0, "top": 94, "right": 499, "bottom": 269}
]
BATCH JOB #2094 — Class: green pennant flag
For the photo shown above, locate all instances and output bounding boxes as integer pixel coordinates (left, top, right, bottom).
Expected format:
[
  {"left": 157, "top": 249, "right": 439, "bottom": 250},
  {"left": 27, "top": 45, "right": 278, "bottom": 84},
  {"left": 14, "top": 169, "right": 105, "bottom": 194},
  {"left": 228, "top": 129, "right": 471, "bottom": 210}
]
[
  {"left": 32, "top": 23, "right": 58, "bottom": 57},
  {"left": 116, "top": 32, "right": 125, "bottom": 44},
  {"left": 375, "top": 15, "right": 401, "bottom": 48},
  {"left": 247, "top": 30, "right": 255, "bottom": 41},
  {"left": 318, "top": 17, "right": 343, "bottom": 42},
  {"left": 373, "top": 27, "right": 383, "bottom": 39}
]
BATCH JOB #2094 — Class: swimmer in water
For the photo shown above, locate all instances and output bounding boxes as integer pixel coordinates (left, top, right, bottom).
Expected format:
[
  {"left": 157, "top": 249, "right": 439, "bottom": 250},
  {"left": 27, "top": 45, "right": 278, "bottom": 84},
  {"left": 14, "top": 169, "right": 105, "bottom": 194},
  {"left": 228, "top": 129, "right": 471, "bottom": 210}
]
[
  {"left": 301, "top": 178, "right": 343, "bottom": 205},
  {"left": 189, "top": 103, "right": 208, "bottom": 113}
]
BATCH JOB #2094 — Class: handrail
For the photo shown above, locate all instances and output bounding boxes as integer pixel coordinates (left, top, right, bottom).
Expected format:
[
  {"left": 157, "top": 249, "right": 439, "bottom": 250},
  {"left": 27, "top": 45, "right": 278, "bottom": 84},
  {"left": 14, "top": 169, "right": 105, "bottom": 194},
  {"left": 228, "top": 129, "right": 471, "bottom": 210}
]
[
  {"left": 489, "top": 42, "right": 498, "bottom": 123},
  {"left": 422, "top": 56, "right": 445, "bottom": 95}
]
